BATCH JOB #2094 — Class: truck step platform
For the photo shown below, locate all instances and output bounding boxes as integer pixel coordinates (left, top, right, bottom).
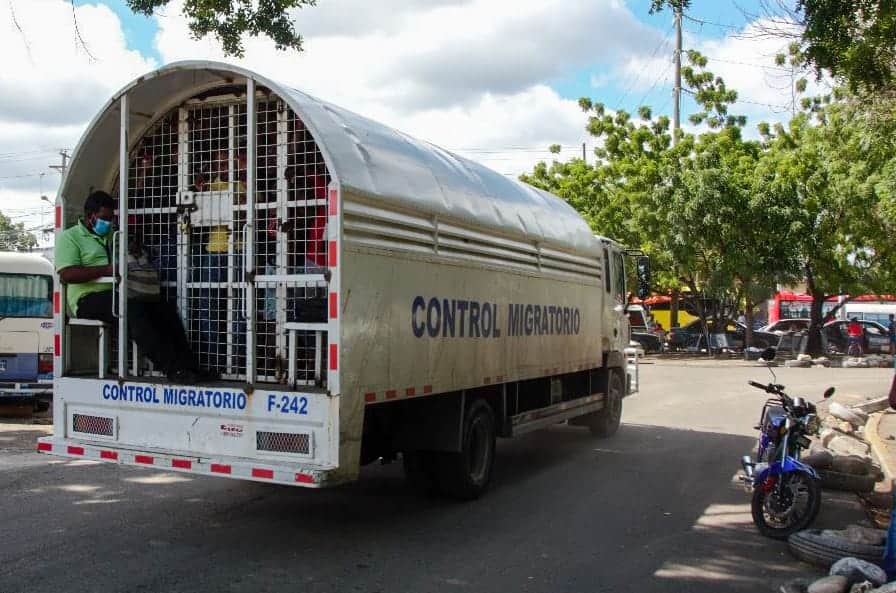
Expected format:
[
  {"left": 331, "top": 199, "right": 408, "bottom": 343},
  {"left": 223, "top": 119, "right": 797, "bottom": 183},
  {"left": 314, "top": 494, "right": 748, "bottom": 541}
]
[{"left": 36, "top": 437, "right": 338, "bottom": 488}]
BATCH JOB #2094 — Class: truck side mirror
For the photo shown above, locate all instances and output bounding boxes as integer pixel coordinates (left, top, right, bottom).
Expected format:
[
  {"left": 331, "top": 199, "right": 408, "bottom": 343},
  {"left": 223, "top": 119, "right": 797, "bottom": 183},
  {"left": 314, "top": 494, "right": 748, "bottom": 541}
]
[{"left": 636, "top": 256, "right": 650, "bottom": 300}]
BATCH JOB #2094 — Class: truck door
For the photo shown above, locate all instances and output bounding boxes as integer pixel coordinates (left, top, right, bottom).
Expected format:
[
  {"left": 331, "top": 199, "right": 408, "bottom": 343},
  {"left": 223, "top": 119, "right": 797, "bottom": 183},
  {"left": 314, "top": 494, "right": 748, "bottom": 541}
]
[
  {"left": 124, "top": 93, "right": 332, "bottom": 385},
  {"left": 610, "top": 247, "right": 628, "bottom": 349}
]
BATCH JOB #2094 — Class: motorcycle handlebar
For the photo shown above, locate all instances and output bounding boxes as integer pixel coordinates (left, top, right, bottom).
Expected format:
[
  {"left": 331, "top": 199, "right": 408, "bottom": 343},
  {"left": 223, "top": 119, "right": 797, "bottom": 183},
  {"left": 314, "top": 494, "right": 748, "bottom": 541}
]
[{"left": 748, "top": 380, "right": 768, "bottom": 391}]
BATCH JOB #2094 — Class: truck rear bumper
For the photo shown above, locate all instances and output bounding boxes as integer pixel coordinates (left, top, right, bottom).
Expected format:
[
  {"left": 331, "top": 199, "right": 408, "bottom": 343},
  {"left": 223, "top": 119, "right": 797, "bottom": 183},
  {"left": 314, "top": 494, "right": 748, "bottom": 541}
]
[
  {"left": 0, "top": 383, "right": 52, "bottom": 398},
  {"left": 36, "top": 437, "right": 341, "bottom": 488}
]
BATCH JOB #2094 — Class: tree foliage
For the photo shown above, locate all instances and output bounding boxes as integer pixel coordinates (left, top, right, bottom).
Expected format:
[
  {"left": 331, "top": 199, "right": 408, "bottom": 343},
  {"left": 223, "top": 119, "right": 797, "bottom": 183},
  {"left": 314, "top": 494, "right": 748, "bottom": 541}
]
[
  {"left": 127, "top": 0, "right": 315, "bottom": 57},
  {"left": 523, "top": 47, "right": 896, "bottom": 355},
  {"left": 0, "top": 212, "right": 37, "bottom": 252},
  {"left": 797, "top": 0, "right": 896, "bottom": 93}
]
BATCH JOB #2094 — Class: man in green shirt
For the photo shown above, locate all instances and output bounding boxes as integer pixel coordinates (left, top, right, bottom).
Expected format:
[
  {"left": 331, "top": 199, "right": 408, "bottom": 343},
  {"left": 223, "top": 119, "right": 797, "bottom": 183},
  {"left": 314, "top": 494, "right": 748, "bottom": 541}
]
[{"left": 56, "top": 191, "right": 200, "bottom": 382}]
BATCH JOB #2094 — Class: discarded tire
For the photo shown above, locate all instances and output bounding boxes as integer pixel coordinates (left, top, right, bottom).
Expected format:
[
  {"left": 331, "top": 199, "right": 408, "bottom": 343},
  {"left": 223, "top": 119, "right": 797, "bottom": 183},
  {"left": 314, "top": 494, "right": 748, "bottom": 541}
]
[
  {"left": 817, "top": 468, "right": 876, "bottom": 493},
  {"left": 803, "top": 450, "right": 834, "bottom": 470},
  {"left": 788, "top": 529, "right": 885, "bottom": 568}
]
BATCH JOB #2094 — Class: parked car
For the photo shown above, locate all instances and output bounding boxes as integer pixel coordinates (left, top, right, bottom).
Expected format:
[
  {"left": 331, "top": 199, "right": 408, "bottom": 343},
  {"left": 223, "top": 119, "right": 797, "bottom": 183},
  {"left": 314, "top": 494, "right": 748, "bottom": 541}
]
[
  {"left": 628, "top": 304, "right": 664, "bottom": 353},
  {"left": 667, "top": 319, "right": 779, "bottom": 352},
  {"left": 760, "top": 318, "right": 810, "bottom": 335},
  {"left": 823, "top": 319, "right": 890, "bottom": 354},
  {"left": 631, "top": 331, "right": 663, "bottom": 353}
]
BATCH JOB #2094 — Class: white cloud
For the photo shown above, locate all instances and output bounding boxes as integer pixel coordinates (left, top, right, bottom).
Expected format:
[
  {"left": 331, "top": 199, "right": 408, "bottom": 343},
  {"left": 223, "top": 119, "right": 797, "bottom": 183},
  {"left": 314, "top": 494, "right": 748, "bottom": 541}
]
[
  {"left": 614, "top": 19, "right": 826, "bottom": 129},
  {"left": 0, "top": 0, "right": 156, "bottom": 236},
  {"left": 152, "top": 0, "right": 654, "bottom": 174}
]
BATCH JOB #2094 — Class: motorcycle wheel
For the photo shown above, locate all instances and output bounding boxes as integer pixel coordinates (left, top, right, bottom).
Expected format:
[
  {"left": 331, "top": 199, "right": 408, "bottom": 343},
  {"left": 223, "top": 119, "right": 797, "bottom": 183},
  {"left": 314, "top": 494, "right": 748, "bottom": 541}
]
[{"left": 751, "top": 472, "right": 821, "bottom": 540}]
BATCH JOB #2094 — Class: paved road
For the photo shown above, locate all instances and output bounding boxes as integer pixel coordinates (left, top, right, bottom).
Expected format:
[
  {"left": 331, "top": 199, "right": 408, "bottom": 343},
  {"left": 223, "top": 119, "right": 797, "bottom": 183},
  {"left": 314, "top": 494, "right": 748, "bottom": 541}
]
[{"left": 0, "top": 362, "right": 890, "bottom": 593}]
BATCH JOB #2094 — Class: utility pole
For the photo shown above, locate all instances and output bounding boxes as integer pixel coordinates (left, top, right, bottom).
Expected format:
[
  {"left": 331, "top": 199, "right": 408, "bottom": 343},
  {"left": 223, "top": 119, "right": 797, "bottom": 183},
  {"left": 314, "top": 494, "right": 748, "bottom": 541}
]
[
  {"left": 49, "top": 149, "right": 69, "bottom": 178},
  {"left": 672, "top": 2, "right": 682, "bottom": 147},
  {"left": 582, "top": 142, "right": 586, "bottom": 163}
]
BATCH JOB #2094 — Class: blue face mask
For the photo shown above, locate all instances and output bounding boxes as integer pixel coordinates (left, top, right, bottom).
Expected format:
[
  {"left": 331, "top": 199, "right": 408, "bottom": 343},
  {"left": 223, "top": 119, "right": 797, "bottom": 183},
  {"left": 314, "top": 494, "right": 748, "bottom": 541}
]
[{"left": 92, "top": 218, "right": 112, "bottom": 237}]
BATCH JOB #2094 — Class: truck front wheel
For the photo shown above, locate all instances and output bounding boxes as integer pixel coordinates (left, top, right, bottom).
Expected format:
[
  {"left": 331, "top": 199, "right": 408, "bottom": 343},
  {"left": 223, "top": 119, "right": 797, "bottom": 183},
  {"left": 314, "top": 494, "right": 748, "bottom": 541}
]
[
  {"left": 587, "top": 370, "right": 623, "bottom": 438},
  {"left": 438, "top": 399, "right": 496, "bottom": 500}
]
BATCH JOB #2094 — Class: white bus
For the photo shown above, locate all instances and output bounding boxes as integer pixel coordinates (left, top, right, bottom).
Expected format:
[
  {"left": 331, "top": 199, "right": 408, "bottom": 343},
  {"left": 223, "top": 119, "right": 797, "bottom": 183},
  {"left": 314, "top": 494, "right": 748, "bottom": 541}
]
[{"left": 0, "top": 252, "right": 54, "bottom": 410}]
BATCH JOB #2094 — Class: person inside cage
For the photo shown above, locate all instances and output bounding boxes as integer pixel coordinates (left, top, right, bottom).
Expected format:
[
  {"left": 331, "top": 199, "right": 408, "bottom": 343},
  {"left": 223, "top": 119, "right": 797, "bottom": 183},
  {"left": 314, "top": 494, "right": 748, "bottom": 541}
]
[{"left": 56, "top": 190, "right": 210, "bottom": 383}]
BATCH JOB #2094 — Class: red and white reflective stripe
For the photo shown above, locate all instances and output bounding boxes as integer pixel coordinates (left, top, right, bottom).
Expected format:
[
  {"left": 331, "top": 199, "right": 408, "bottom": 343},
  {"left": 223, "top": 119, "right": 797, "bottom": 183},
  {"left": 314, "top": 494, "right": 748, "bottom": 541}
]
[
  {"left": 36, "top": 438, "right": 324, "bottom": 488},
  {"left": 363, "top": 362, "right": 604, "bottom": 404},
  {"left": 327, "top": 183, "right": 341, "bottom": 394}
]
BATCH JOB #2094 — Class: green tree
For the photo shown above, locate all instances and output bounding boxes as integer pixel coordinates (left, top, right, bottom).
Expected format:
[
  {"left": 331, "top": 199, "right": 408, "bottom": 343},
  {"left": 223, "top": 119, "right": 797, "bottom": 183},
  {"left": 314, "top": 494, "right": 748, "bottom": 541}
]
[
  {"left": 796, "top": 0, "right": 896, "bottom": 93},
  {"left": 0, "top": 212, "right": 38, "bottom": 251},
  {"left": 126, "top": 0, "right": 316, "bottom": 57},
  {"left": 524, "top": 52, "right": 800, "bottom": 351},
  {"left": 755, "top": 92, "right": 896, "bottom": 354}
]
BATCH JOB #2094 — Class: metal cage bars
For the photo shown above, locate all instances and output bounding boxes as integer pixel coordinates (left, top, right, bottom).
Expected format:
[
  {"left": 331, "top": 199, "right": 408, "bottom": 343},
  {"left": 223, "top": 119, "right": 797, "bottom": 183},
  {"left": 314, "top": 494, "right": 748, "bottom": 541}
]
[{"left": 110, "top": 79, "right": 335, "bottom": 388}]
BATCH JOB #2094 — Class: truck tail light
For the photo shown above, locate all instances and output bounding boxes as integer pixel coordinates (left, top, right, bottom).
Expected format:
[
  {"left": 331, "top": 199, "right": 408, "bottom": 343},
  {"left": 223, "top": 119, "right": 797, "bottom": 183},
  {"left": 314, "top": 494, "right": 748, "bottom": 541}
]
[{"left": 38, "top": 353, "right": 53, "bottom": 374}]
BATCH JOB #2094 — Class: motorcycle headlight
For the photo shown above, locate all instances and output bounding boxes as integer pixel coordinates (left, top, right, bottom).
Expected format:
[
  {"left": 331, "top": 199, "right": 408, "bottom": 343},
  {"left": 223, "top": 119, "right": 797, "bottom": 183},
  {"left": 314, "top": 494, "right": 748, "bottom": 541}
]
[{"left": 805, "top": 414, "right": 819, "bottom": 434}]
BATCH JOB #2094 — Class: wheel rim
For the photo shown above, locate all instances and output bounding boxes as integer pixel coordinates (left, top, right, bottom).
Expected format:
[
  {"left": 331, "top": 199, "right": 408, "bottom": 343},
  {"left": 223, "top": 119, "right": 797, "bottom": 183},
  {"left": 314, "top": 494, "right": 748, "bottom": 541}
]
[
  {"left": 762, "top": 473, "right": 813, "bottom": 529},
  {"left": 608, "top": 375, "right": 622, "bottom": 423},
  {"left": 466, "top": 413, "right": 492, "bottom": 484}
]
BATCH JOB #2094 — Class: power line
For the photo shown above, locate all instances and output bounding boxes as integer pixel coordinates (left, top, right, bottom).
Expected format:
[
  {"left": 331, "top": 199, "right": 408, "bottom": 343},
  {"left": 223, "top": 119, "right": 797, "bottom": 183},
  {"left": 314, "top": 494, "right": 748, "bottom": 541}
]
[
  {"left": 0, "top": 172, "right": 44, "bottom": 180},
  {"left": 703, "top": 56, "right": 792, "bottom": 73},
  {"left": 681, "top": 13, "right": 742, "bottom": 32},
  {"left": 615, "top": 21, "right": 675, "bottom": 109}
]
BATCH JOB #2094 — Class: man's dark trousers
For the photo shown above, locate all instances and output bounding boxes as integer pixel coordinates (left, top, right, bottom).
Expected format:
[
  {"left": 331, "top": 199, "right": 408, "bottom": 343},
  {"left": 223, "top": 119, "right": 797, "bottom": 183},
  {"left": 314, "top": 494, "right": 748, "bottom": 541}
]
[{"left": 76, "top": 291, "right": 197, "bottom": 375}]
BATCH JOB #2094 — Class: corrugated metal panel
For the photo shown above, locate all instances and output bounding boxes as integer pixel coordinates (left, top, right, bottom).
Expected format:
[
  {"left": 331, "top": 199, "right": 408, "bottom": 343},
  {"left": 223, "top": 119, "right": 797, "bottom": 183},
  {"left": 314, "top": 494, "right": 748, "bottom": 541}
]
[{"left": 59, "top": 61, "right": 600, "bottom": 257}]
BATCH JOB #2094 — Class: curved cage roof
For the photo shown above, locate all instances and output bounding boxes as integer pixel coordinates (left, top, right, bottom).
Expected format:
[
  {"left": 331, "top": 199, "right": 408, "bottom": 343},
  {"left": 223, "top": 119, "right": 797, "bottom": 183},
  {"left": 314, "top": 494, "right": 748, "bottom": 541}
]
[{"left": 60, "top": 61, "right": 600, "bottom": 256}]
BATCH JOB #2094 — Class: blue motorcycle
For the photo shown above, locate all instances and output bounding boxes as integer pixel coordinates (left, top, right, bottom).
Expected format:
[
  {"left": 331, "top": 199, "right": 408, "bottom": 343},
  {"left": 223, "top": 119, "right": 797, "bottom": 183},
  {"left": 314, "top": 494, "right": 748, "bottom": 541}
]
[{"left": 740, "top": 348, "right": 835, "bottom": 539}]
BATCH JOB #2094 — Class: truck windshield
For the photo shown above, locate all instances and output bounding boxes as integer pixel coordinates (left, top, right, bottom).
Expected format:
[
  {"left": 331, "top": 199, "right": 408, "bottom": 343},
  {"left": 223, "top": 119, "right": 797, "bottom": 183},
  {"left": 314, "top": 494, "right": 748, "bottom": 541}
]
[{"left": 0, "top": 273, "right": 52, "bottom": 318}]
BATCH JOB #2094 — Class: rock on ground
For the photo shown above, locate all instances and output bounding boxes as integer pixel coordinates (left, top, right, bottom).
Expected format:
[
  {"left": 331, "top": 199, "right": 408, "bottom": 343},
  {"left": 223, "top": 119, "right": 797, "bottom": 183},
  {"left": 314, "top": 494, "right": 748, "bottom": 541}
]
[
  {"left": 808, "top": 575, "right": 849, "bottom": 593},
  {"left": 829, "top": 403, "right": 869, "bottom": 428},
  {"left": 851, "top": 582, "right": 876, "bottom": 593},
  {"left": 827, "top": 435, "right": 871, "bottom": 457},
  {"left": 843, "top": 358, "right": 871, "bottom": 368},
  {"left": 787, "top": 359, "right": 813, "bottom": 368},
  {"left": 829, "top": 557, "right": 887, "bottom": 587},
  {"left": 841, "top": 525, "right": 885, "bottom": 546}
]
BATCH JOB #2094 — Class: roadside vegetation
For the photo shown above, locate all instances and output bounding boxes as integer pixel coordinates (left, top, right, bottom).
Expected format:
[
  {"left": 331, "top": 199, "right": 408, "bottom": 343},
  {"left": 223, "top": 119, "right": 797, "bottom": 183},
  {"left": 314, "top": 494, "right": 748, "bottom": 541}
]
[{"left": 522, "top": 1, "right": 896, "bottom": 356}]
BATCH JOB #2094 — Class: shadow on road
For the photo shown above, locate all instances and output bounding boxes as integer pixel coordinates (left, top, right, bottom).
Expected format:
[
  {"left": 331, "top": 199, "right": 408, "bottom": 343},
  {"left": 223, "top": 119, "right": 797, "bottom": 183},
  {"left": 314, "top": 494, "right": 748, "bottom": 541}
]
[{"left": 0, "top": 422, "right": 865, "bottom": 593}]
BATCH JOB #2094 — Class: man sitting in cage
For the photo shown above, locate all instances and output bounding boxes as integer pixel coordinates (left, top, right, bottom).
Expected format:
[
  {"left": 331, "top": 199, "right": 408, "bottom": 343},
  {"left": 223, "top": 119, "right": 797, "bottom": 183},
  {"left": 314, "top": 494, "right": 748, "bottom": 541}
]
[{"left": 56, "top": 190, "right": 206, "bottom": 383}]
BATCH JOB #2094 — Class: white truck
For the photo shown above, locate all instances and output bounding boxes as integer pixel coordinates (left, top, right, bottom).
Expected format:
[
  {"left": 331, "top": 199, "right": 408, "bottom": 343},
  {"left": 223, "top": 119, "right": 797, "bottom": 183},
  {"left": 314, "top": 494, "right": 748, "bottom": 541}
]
[{"left": 38, "top": 62, "right": 646, "bottom": 499}]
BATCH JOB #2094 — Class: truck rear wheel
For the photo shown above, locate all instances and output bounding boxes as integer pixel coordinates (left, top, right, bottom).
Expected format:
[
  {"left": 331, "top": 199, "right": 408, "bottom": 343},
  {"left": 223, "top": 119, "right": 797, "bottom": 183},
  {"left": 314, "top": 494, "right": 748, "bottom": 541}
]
[
  {"left": 587, "top": 370, "right": 623, "bottom": 438},
  {"left": 438, "top": 399, "right": 496, "bottom": 500}
]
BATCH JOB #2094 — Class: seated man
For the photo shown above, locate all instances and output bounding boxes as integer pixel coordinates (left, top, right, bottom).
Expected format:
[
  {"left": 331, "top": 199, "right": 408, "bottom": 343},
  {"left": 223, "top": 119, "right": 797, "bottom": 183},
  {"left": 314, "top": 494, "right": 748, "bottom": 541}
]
[{"left": 56, "top": 190, "right": 201, "bottom": 382}]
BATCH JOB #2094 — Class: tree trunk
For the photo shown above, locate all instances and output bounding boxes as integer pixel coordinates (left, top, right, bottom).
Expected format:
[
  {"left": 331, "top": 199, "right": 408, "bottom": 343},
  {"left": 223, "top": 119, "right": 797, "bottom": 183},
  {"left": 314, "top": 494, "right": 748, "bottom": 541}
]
[
  {"left": 671, "top": 290, "right": 680, "bottom": 328},
  {"left": 803, "top": 265, "right": 825, "bottom": 356},
  {"left": 745, "top": 295, "right": 754, "bottom": 349}
]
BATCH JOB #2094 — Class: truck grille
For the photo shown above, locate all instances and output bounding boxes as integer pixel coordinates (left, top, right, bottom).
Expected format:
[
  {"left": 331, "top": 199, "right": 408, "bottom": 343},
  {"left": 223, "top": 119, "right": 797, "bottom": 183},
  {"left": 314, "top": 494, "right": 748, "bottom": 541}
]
[
  {"left": 72, "top": 413, "right": 114, "bottom": 437},
  {"left": 256, "top": 431, "right": 310, "bottom": 455}
]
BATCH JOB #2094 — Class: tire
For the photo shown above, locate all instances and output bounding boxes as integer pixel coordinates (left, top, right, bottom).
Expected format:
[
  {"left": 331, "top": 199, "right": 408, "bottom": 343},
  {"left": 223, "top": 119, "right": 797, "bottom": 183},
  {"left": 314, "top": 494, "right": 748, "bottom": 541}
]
[
  {"left": 788, "top": 529, "right": 886, "bottom": 568},
  {"left": 587, "top": 370, "right": 624, "bottom": 438},
  {"left": 751, "top": 472, "right": 821, "bottom": 539},
  {"left": 817, "top": 468, "right": 876, "bottom": 493},
  {"left": 437, "top": 399, "right": 496, "bottom": 500},
  {"left": 402, "top": 451, "right": 439, "bottom": 495}
]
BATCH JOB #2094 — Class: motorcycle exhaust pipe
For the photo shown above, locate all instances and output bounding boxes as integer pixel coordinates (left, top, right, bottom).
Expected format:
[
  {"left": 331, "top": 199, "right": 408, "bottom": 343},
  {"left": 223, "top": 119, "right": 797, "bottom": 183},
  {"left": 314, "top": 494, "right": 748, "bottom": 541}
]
[{"left": 741, "top": 455, "right": 755, "bottom": 478}]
